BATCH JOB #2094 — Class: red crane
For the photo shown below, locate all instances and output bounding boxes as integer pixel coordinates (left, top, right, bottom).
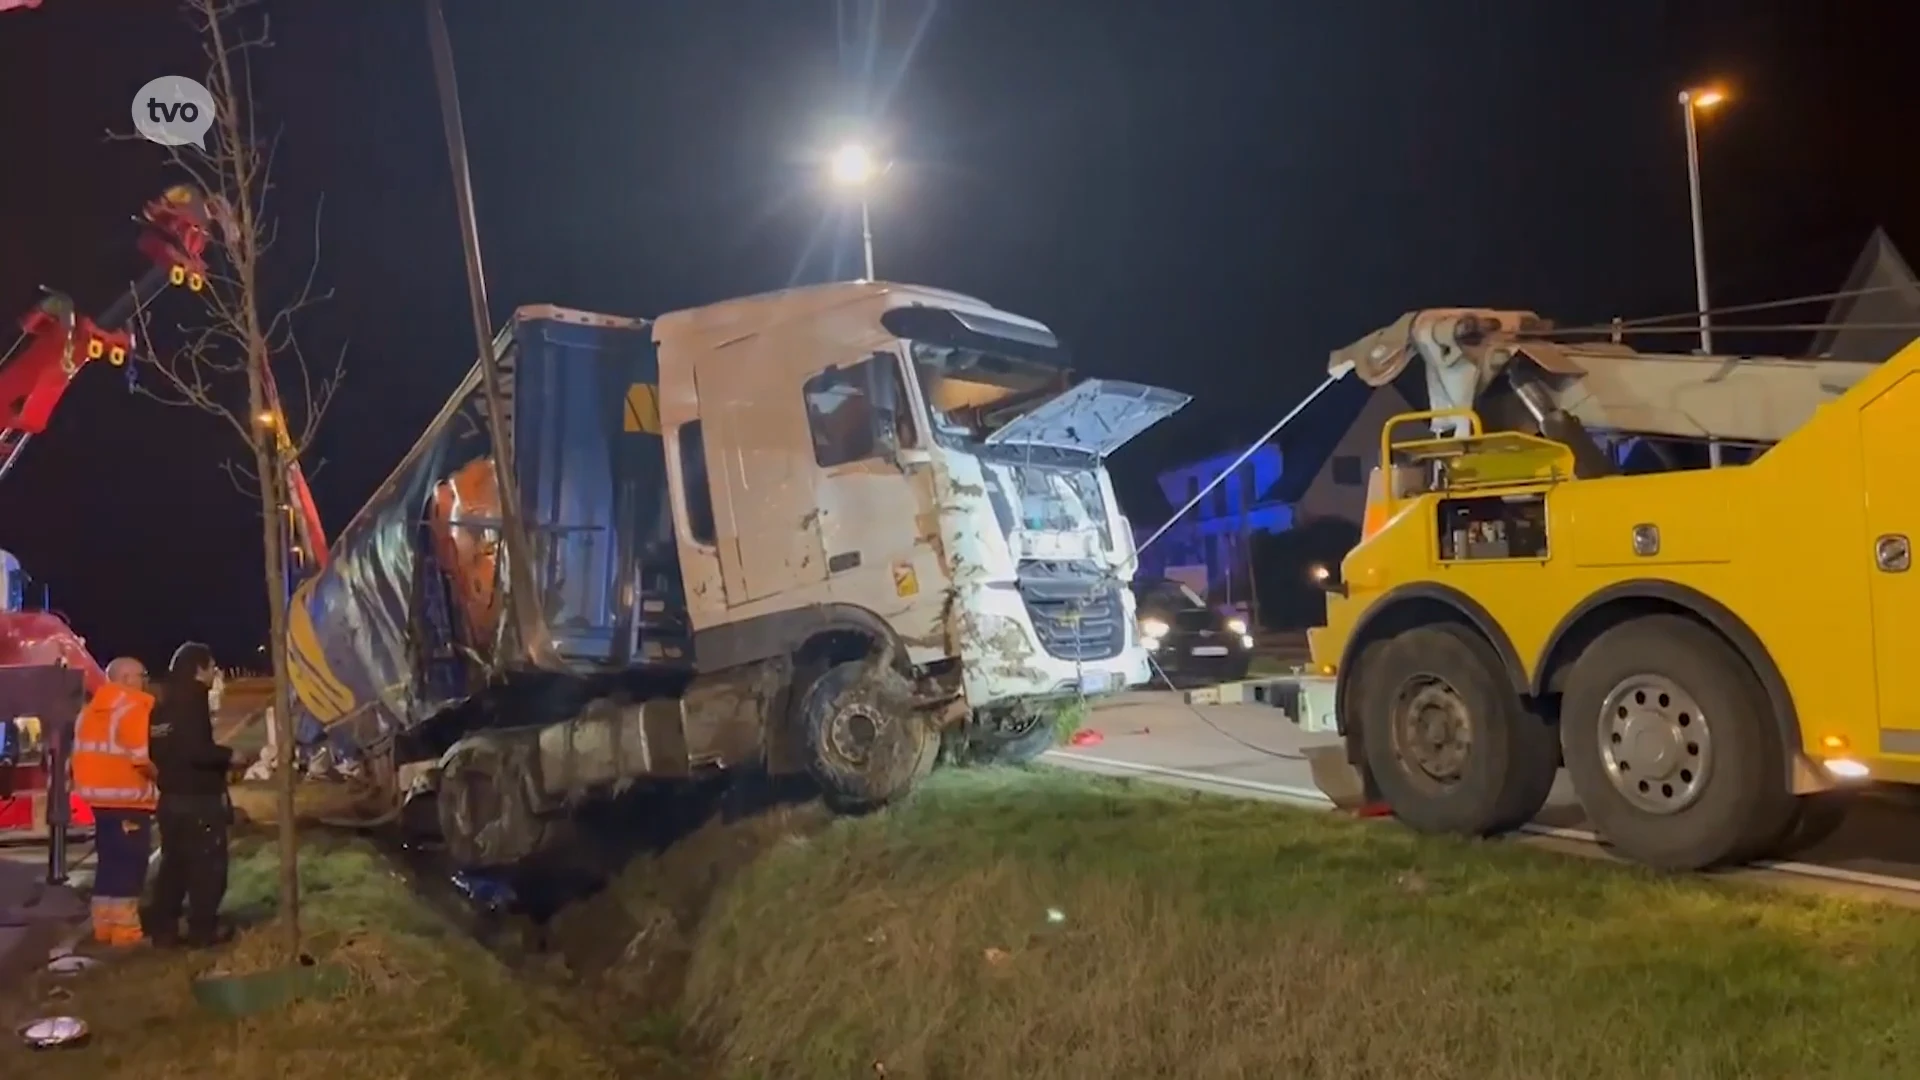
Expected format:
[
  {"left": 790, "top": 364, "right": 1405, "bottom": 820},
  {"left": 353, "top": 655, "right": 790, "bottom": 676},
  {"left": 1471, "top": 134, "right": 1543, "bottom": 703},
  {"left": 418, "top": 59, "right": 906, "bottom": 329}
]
[{"left": 0, "top": 185, "right": 212, "bottom": 483}]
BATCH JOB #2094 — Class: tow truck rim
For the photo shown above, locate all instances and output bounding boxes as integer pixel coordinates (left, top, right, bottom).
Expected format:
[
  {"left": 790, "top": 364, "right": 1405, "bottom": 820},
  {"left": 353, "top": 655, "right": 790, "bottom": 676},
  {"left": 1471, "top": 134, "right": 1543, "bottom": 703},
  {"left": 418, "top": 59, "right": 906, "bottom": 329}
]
[
  {"left": 1598, "top": 673, "right": 1715, "bottom": 814},
  {"left": 1387, "top": 673, "right": 1475, "bottom": 790}
]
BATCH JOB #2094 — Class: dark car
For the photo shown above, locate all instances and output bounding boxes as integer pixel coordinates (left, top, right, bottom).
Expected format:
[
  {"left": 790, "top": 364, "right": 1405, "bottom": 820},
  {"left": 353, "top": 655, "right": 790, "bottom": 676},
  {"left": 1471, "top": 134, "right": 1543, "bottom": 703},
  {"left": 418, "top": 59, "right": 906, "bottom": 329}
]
[{"left": 1130, "top": 578, "right": 1254, "bottom": 686}]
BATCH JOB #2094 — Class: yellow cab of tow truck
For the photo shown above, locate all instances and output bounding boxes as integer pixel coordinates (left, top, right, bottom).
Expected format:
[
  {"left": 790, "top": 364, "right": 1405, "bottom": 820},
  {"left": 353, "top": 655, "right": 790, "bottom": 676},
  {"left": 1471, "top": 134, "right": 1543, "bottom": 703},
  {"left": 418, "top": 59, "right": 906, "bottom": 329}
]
[{"left": 1283, "top": 315, "right": 1918, "bottom": 873}]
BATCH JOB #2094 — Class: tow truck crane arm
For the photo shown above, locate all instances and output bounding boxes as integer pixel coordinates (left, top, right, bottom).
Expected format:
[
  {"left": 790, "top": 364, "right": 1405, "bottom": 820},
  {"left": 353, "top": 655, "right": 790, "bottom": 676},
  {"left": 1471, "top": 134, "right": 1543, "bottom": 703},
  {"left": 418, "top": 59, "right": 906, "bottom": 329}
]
[
  {"left": 0, "top": 185, "right": 212, "bottom": 481},
  {"left": 1148, "top": 303, "right": 1889, "bottom": 560},
  {"left": 1327, "top": 308, "right": 1880, "bottom": 473}
]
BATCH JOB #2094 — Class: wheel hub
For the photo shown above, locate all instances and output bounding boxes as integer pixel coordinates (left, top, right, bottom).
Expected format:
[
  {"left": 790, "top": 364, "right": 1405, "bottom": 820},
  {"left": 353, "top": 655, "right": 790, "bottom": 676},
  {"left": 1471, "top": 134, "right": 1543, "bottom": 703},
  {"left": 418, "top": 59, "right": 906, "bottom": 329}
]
[
  {"left": 1391, "top": 677, "right": 1474, "bottom": 787},
  {"left": 827, "top": 706, "right": 885, "bottom": 767},
  {"left": 1598, "top": 674, "right": 1713, "bottom": 814}
]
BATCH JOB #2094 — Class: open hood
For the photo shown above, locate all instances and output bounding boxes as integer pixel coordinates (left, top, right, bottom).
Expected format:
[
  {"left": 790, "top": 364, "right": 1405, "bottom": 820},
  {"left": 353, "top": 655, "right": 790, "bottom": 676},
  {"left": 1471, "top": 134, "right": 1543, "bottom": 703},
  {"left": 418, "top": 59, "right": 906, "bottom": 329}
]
[{"left": 983, "top": 378, "right": 1191, "bottom": 458}]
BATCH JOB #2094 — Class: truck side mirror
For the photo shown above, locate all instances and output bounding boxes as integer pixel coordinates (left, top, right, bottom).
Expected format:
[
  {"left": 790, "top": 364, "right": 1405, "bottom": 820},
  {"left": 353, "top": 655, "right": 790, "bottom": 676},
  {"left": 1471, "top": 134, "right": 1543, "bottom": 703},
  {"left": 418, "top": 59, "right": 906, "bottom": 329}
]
[{"left": 865, "top": 354, "right": 903, "bottom": 463}]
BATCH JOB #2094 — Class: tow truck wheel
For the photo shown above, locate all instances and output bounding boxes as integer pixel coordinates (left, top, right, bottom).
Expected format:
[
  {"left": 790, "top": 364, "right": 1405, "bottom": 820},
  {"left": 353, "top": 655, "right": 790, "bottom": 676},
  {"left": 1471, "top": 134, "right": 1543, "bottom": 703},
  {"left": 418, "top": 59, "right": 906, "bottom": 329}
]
[
  {"left": 1357, "top": 623, "right": 1559, "bottom": 837},
  {"left": 1559, "top": 615, "right": 1794, "bottom": 872},
  {"left": 799, "top": 659, "right": 939, "bottom": 811}
]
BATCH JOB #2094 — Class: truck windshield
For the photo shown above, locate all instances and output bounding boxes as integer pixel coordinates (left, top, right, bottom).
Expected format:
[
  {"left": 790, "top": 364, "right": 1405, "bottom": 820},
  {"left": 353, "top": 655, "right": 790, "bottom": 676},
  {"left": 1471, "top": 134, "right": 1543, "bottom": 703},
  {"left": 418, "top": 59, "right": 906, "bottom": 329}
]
[{"left": 908, "top": 340, "right": 1067, "bottom": 445}]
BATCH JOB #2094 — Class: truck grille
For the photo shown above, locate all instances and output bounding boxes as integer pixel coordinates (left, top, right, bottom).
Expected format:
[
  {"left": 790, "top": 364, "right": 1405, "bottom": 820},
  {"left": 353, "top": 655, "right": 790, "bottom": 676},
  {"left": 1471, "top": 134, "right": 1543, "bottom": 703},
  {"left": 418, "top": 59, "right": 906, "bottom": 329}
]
[{"left": 1019, "top": 584, "right": 1126, "bottom": 662}]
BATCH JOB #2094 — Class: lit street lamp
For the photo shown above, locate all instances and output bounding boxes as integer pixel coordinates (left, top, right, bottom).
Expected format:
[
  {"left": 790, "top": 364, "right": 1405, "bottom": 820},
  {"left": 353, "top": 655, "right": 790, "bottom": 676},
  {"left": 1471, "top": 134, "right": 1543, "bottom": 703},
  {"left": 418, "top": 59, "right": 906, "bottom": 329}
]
[
  {"left": 1679, "top": 86, "right": 1727, "bottom": 354},
  {"left": 829, "top": 142, "right": 887, "bottom": 281}
]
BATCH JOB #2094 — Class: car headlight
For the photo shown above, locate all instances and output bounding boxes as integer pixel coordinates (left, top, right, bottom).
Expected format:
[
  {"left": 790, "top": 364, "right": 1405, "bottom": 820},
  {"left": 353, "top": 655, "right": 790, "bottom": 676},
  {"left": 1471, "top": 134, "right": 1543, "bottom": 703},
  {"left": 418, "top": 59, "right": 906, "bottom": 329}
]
[
  {"left": 1226, "top": 618, "right": 1247, "bottom": 635},
  {"left": 1140, "top": 617, "right": 1170, "bottom": 639}
]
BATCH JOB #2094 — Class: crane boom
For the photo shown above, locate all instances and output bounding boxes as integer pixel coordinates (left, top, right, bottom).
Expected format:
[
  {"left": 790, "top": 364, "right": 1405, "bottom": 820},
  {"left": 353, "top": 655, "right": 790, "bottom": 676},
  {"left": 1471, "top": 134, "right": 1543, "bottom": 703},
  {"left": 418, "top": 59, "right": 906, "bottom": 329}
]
[{"left": 1329, "top": 308, "right": 1883, "bottom": 448}]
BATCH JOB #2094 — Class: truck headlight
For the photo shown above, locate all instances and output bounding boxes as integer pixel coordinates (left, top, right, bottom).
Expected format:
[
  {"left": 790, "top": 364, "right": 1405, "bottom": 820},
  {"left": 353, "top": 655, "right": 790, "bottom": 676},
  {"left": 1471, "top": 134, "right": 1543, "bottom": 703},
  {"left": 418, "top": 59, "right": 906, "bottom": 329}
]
[
  {"left": 1140, "top": 617, "right": 1169, "bottom": 639},
  {"left": 1226, "top": 618, "right": 1247, "bottom": 635}
]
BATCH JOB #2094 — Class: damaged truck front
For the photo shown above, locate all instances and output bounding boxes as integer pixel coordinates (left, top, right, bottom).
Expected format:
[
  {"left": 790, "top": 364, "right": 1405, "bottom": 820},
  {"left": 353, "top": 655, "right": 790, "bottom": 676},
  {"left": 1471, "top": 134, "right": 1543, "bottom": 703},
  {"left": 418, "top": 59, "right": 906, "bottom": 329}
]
[{"left": 286, "top": 282, "right": 1187, "bottom": 868}]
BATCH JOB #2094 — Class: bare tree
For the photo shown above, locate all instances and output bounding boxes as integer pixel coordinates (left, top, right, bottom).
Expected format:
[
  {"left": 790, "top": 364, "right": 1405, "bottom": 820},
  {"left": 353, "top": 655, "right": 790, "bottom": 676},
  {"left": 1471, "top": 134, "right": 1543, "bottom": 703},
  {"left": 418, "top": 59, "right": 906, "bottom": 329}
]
[{"left": 123, "top": 0, "right": 344, "bottom": 960}]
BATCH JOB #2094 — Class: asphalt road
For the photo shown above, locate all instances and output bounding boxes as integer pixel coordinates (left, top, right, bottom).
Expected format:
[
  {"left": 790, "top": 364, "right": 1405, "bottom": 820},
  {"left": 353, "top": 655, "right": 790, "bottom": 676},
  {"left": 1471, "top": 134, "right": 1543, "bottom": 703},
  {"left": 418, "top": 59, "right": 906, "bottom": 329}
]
[{"left": 1048, "top": 690, "right": 1920, "bottom": 897}]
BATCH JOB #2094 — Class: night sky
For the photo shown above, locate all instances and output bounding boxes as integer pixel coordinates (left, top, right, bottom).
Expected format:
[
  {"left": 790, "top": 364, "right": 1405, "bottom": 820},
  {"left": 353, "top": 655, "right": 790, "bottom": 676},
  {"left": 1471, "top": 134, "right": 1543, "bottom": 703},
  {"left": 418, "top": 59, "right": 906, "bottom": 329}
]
[{"left": 0, "top": 0, "right": 1914, "bottom": 668}]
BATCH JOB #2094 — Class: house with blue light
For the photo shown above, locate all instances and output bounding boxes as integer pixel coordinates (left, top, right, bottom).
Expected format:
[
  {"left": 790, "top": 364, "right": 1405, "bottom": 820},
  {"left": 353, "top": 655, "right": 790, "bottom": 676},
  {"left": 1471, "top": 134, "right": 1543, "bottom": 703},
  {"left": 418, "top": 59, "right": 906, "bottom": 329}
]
[{"left": 1134, "top": 377, "right": 1413, "bottom": 601}]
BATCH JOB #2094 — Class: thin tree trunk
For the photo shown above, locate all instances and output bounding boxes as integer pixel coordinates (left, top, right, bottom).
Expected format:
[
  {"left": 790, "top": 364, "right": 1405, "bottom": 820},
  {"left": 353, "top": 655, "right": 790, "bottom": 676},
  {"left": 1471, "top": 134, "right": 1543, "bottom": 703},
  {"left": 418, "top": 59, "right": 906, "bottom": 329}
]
[{"left": 247, "top": 367, "right": 300, "bottom": 960}]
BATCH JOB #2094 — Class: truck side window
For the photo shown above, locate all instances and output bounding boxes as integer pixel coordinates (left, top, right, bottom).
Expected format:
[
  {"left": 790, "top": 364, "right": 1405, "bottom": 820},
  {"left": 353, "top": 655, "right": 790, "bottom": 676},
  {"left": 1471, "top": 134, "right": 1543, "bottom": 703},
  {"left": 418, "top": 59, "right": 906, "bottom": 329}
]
[
  {"left": 677, "top": 420, "right": 716, "bottom": 545},
  {"left": 805, "top": 368, "right": 875, "bottom": 466},
  {"left": 805, "top": 354, "right": 920, "bottom": 468}
]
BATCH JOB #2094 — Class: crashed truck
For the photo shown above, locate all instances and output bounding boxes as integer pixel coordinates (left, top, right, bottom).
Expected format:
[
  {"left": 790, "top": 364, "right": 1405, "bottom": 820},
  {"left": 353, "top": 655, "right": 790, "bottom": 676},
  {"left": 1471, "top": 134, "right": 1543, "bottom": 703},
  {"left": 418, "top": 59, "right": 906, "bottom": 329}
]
[
  {"left": 286, "top": 281, "right": 1187, "bottom": 867},
  {"left": 1233, "top": 308, "right": 1916, "bottom": 871}
]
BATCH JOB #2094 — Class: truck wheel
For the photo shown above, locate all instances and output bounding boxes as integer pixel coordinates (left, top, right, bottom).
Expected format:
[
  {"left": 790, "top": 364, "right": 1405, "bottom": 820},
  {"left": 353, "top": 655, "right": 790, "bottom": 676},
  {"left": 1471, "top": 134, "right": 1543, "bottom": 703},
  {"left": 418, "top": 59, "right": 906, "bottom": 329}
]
[
  {"left": 799, "top": 660, "right": 938, "bottom": 811},
  {"left": 1559, "top": 615, "right": 1794, "bottom": 871},
  {"left": 1357, "top": 623, "right": 1558, "bottom": 836},
  {"left": 437, "top": 738, "right": 554, "bottom": 869},
  {"left": 953, "top": 707, "right": 1057, "bottom": 767}
]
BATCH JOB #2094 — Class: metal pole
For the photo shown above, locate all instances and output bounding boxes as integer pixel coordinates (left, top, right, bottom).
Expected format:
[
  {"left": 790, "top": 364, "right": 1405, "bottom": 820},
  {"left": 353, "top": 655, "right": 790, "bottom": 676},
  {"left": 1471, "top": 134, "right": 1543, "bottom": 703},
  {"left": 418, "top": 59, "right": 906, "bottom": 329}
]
[
  {"left": 859, "top": 197, "right": 876, "bottom": 281},
  {"left": 424, "top": 0, "right": 556, "bottom": 666},
  {"left": 1139, "top": 367, "right": 1350, "bottom": 554},
  {"left": 1682, "top": 94, "right": 1722, "bottom": 468},
  {"left": 1682, "top": 99, "right": 1713, "bottom": 355}
]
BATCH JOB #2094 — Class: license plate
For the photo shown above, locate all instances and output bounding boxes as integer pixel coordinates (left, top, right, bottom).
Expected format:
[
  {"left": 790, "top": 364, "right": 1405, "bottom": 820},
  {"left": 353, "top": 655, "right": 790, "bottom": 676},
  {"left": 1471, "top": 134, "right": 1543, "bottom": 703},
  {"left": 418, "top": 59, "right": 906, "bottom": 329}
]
[
  {"left": 1078, "top": 671, "right": 1112, "bottom": 695},
  {"left": 1192, "top": 645, "right": 1229, "bottom": 657}
]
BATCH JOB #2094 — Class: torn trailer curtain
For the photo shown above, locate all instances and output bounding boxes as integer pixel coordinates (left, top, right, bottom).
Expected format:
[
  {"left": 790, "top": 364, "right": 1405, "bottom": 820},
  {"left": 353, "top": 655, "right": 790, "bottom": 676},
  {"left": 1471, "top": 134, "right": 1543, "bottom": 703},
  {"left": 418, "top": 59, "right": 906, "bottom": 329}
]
[{"left": 284, "top": 310, "right": 676, "bottom": 756}]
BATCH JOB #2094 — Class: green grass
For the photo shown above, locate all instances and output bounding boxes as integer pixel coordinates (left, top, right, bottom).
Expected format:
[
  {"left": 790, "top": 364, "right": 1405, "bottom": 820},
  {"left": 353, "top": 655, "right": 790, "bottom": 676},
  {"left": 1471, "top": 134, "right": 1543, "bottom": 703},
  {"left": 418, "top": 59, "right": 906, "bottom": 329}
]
[
  {"left": 681, "top": 769, "right": 1920, "bottom": 1079},
  {"left": 0, "top": 835, "right": 658, "bottom": 1080},
  {"left": 15, "top": 771, "right": 1920, "bottom": 1079}
]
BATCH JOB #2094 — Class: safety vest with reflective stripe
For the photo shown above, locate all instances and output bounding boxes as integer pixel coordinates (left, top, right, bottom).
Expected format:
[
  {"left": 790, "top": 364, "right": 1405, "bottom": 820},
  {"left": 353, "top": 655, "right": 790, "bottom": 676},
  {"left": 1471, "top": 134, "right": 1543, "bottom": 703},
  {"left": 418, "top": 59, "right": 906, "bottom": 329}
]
[{"left": 72, "top": 683, "right": 157, "bottom": 810}]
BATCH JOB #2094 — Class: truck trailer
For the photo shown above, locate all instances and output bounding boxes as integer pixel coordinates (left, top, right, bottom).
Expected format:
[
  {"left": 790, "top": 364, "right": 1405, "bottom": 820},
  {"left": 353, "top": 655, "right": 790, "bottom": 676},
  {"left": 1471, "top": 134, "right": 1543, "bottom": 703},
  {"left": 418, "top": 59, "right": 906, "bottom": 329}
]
[
  {"left": 1218, "top": 308, "right": 1913, "bottom": 871},
  {"left": 286, "top": 281, "right": 1187, "bottom": 868}
]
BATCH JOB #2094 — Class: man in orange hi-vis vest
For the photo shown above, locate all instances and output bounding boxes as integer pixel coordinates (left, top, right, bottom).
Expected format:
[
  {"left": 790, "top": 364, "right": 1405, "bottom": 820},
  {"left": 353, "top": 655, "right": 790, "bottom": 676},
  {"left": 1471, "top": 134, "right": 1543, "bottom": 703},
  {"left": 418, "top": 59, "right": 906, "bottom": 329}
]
[{"left": 72, "top": 657, "right": 158, "bottom": 947}]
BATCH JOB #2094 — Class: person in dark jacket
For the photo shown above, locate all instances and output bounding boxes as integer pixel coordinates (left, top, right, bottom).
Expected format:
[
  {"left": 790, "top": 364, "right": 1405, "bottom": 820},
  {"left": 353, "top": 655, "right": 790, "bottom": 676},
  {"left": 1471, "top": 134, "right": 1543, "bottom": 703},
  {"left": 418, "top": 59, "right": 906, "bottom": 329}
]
[{"left": 145, "top": 642, "right": 237, "bottom": 947}]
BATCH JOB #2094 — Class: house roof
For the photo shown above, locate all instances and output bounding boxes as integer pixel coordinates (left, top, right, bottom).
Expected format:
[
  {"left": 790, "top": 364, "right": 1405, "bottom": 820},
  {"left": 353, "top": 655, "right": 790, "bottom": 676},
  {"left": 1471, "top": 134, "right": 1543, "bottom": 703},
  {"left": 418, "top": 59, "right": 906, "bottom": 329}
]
[
  {"left": 1810, "top": 228, "right": 1920, "bottom": 361},
  {"left": 1261, "top": 365, "right": 1426, "bottom": 503},
  {"left": 1261, "top": 375, "right": 1374, "bottom": 503}
]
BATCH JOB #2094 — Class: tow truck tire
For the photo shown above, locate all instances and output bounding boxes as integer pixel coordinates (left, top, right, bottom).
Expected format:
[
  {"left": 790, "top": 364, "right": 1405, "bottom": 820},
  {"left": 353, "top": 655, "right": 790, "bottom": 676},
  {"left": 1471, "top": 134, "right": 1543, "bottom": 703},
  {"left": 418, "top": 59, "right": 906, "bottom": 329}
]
[
  {"left": 1559, "top": 615, "right": 1794, "bottom": 872},
  {"left": 1357, "top": 623, "right": 1559, "bottom": 837},
  {"left": 799, "top": 660, "right": 939, "bottom": 812}
]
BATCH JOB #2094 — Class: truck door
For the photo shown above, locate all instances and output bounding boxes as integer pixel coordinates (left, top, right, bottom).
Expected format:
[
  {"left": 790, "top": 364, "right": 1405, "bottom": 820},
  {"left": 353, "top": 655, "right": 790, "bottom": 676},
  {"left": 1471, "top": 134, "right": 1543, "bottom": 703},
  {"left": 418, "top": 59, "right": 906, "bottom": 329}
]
[
  {"left": 803, "top": 349, "right": 944, "bottom": 646},
  {"left": 695, "top": 346, "right": 829, "bottom": 605},
  {"left": 1863, "top": 371, "right": 1920, "bottom": 752}
]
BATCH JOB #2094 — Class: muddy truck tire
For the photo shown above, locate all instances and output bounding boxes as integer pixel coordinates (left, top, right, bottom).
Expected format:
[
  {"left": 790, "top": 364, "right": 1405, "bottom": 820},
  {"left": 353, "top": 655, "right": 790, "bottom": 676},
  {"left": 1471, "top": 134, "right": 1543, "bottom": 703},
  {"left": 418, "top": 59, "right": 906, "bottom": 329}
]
[
  {"left": 947, "top": 705, "right": 1059, "bottom": 767},
  {"left": 437, "top": 735, "right": 563, "bottom": 869},
  {"left": 798, "top": 659, "right": 938, "bottom": 811}
]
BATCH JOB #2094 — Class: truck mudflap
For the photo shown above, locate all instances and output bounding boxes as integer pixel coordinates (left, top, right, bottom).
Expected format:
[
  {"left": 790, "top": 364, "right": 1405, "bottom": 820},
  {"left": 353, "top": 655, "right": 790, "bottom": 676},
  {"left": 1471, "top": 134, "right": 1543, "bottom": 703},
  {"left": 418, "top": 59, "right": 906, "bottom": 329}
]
[{"left": 1183, "top": 673, "right": 1338, "bottom": 733}]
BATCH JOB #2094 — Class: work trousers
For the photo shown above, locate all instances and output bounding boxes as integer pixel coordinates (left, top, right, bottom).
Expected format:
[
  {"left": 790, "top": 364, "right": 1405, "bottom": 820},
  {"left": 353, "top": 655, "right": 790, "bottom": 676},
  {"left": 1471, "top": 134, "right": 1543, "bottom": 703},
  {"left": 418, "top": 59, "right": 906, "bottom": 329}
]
[
  {"left": 90, "top": 807, "right": 154, "bottom": 947},
  {"left": 150, "top": 796, "right": 230, "bottom": 942}
]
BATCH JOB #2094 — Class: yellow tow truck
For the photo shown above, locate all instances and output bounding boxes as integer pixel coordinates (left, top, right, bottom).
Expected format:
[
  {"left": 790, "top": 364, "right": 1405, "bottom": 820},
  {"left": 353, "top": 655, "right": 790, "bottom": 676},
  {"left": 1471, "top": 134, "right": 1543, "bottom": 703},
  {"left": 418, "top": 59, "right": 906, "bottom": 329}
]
[{"left": 1238, "top": 308, "right": 1915, "bottom": 871}]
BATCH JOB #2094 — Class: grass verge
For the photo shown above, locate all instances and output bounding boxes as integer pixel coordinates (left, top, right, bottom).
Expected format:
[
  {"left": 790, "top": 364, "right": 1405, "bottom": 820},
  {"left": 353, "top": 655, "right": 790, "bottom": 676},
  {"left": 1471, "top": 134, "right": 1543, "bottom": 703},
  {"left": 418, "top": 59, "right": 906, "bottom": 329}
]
[
  {"left": 0, "top": 834, "right": 664, "bottom": 1080},
  {"left": 682, "top": 768, "right": 1920, "bottom": 1079}
]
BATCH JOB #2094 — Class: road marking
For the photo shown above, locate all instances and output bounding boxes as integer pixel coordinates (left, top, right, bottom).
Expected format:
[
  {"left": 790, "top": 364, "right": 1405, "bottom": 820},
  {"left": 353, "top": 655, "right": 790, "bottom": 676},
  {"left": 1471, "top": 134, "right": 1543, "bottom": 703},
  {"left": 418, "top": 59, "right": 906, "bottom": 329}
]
[
  {"left": 1045, "top": 750, "right": 1330, "bottom": 806},
  {"left": 1043, "top": 749, "right": 1920, "bottom": 898}
]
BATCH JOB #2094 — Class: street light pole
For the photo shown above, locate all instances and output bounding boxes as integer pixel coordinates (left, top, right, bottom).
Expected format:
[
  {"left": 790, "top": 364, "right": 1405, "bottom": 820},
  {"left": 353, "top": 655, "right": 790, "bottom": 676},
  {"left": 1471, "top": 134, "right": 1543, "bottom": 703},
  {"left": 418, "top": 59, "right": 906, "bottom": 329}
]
[
  {"left": 1679, "top": 85, "right": 1726, "bottom": 467},
  {"left": 1680, "top": 91, "right": 1717, "bottom": 354},
  {"left": 858, "top": 196, "right": 876, "bottom": 282},
  {"left": 829, "top": 142, "right": 886, "bottom": 281}
]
